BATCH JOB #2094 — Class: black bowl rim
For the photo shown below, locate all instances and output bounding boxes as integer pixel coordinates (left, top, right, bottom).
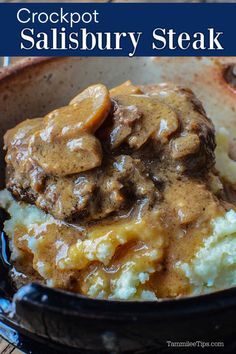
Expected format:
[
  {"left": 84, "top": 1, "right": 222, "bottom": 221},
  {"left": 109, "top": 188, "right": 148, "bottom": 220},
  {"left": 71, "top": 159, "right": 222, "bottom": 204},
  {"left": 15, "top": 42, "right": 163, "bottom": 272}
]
[{"left": 12, "top": 281, "right": 236, "bottom": 321}]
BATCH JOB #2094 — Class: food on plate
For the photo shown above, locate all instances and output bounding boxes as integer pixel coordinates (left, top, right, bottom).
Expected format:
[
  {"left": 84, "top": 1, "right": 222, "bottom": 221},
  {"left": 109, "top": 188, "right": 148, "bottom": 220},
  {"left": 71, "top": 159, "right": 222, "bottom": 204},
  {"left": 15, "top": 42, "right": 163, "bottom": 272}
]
[{"left": 1, "top": 80, "right": 236, "bottom": 300}]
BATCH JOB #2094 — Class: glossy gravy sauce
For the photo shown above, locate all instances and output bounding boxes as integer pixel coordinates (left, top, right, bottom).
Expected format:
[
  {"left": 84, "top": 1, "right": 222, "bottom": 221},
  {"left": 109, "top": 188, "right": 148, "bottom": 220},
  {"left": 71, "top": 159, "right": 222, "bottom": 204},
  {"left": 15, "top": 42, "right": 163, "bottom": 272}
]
[{"left": 2, "top": 81, "right": 233, "bottom": 299}]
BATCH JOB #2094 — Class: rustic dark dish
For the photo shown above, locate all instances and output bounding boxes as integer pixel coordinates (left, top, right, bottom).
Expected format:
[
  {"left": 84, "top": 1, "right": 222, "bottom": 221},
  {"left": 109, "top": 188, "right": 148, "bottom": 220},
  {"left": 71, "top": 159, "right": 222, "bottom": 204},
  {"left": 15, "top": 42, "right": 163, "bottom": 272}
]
[{"left": 0, "top": 57, "right": 236, "bottom": 353}]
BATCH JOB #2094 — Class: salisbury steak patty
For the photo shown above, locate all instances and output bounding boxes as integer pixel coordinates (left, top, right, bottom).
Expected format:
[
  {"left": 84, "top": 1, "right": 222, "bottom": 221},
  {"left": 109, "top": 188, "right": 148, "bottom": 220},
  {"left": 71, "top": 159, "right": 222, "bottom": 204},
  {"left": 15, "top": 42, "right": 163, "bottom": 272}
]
[{"left": 4, "top": 81, "right": 215, "bottom": 222}]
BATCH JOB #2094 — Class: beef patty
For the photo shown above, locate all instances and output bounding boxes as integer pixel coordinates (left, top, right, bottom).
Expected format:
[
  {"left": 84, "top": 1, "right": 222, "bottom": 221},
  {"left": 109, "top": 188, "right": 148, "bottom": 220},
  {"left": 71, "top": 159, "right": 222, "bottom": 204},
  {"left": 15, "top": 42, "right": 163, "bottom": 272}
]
[{"left": 4, "top": 81, "right": 215, "bottom": 224}]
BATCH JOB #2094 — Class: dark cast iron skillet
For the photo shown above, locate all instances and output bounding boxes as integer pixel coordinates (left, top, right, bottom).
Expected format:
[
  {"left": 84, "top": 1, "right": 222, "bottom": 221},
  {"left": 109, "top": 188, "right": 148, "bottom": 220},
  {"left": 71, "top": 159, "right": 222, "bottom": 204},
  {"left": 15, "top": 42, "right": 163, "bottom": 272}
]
[{"left": 0, "top": 57, "right": 236, "bottom": 353}]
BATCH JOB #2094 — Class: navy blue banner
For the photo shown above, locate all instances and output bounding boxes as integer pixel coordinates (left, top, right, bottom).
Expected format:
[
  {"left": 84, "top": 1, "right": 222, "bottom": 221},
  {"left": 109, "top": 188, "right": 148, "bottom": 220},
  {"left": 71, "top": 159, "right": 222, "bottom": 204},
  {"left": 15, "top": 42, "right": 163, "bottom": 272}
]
[{"left": 0, "top": 3, "right": 235, "bottom": 56}]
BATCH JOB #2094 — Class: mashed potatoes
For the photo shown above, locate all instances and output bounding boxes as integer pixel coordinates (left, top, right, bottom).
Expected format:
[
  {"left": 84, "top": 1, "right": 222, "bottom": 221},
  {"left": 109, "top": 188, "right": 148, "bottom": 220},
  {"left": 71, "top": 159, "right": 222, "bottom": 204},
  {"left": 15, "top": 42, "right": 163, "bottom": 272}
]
[
  {"left": 0, "top": 189, "right": 165, "bottom": 300},
  {"left": 177, "top": 129, "right": 236, "bottom": 295},
  {"left": 215, "top": 127, "right": 236, "bottom": 185},
  {"left": 179, "top": 210, "right": 236, "bottom": 295},
  {"left": 2, "top": 184, "right": 236, "bottom": 299}
]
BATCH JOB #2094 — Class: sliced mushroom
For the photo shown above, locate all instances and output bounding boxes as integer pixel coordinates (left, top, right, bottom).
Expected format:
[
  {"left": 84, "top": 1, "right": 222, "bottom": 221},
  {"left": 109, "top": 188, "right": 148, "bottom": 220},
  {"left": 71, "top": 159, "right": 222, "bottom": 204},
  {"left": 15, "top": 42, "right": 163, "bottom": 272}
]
[
  {"left": 28, "top": 84, "right": 113, "bottom": 176},
  {"left": 44, "top": 84, "right": 112, "bottom": 141},
  {"left": 171, "top": 134, "right": 200, "bottom": 160},
  {"left": 29, "top": 132, "right": 102, "bottom": 176},
  {"left": 110, "top": 80, "right": 143, "bottom": 96},
  {"left": 114, "top": 94, "right": 179, "bottom": 149}
]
